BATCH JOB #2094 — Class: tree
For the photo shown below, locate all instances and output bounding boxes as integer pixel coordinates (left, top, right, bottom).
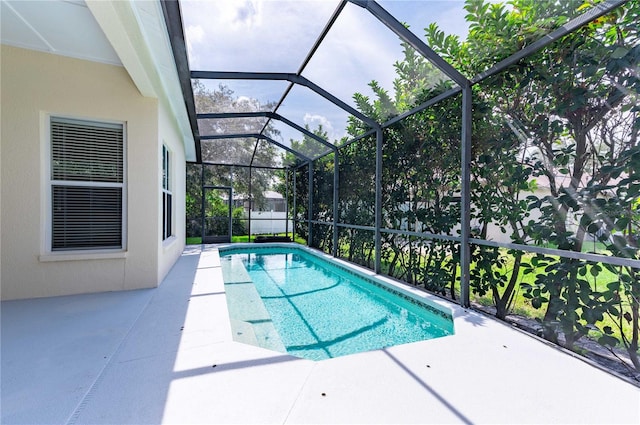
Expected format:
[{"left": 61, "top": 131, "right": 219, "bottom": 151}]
[
  {"left": 338, "top": 0, "right": 640, "bottom": 364},
  {"left": 195, "top": 80, "right": 278, "bottom": 206},
  {"left": 426, "top": 0, "right": 640, "bottom": 356},
  {"left": 341, "top": 44, "right": 461, "bottom": 293},
  {"left": 267, "top": 0, "right": 640, "bottom": 370},
  {"left": 276, "top": 125, "right": 336, "bottom": 248},
  {"left": 186, "top": 81, "right": 282, "bottom": 235}
]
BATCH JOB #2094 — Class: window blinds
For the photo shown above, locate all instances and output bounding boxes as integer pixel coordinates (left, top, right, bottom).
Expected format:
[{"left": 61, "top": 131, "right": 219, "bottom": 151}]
[{"left": 51, "top": 118, "right": 124, "bottom": 250}]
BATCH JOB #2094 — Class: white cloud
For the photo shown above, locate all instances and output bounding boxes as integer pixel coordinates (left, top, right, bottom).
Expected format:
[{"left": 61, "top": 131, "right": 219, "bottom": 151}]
[
  {"left": 185, "top": 24, "right": 204, "bottom": 68},
  {"left": 225, "top": 0, "right": 263, "bottom": 29},
  {"left": 303, "top": 113, "right": 336, "bottom": 140},
  {"left": 181, "top": 0, "right": 337, "bottom": 72},
  {"left": 186, "top": 24, "right": 204, "bottom": 43}
]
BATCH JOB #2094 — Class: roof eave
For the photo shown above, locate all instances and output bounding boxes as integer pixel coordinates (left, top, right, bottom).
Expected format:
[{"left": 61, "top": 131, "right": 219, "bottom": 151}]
[{"left": 86, "top": 0, "right": 196, "bottom": 161}]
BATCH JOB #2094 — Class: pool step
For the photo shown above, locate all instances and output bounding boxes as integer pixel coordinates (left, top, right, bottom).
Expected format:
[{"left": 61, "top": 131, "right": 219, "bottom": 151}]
[
  {"left": 223, "top": 259, "right": 287, "bottom": 353},
  {"left": 229, "top": 319, "right": 259, "bottom": 346}
]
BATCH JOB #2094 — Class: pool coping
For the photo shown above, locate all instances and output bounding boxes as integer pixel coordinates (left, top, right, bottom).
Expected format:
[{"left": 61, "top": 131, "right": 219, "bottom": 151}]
[
  {"left": 3, "top": 244, "right": 639, "bottom": 424},
  {"left": 217, "top": 243, "right": 640, "bottom": 383}
]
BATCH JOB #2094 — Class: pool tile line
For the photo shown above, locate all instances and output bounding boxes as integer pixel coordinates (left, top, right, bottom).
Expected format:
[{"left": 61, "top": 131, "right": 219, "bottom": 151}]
[{"left": 320, "top": 262, "right": 452, "bottom": 321}]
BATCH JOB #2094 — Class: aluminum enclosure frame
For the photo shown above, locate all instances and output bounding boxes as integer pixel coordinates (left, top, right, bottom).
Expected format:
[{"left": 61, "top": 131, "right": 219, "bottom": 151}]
[{"left": 163, "top": 0, "right": 638, "bottom": 315}]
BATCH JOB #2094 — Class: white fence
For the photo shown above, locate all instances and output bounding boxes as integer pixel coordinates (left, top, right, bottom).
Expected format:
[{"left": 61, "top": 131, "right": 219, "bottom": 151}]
[{"left": 247, "top": 211, "right": 293, "bottom": 234}]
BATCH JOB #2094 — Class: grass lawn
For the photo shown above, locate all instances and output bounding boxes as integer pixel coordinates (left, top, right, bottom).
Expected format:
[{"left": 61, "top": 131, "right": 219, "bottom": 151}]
[
  {"left": 372, "top": 244, "right": 633, "bottom": 352},
  {"left": 465, "top": 251, "right": 631, "bottom": 350},
  {"left": 186, "top": 233, "right": 306, "bottom": 245}
]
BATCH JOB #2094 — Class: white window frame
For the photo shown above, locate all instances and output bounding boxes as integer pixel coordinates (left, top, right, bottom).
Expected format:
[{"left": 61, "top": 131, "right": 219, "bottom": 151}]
[
  {"left": 41, "top": 115, "right": 127, "bottom": 258},
  {"left": 162, "top": 144, "right": 173, "bottom": 241}
]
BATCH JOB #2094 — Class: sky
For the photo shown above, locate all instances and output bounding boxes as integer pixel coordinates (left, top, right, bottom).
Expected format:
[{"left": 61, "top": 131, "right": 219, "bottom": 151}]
[{"left": 181, "top": 0, "right": 472, "bottom": 145}]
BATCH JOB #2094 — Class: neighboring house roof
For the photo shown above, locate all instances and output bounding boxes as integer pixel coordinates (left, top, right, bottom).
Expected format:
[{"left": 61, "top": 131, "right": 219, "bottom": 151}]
[
  {"left": 0, "top": 0, "right": 196, "bottom": 161},
  {"left": 230, "top": 191, "right": 284, "bottom": 200},
  {"left": 263, "top": 191, "right": 284, "bottom": 199}
]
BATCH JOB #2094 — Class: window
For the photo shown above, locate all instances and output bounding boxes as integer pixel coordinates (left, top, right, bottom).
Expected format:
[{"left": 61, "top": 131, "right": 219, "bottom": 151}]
[
  {"left": 50, "top": 117, "right": 124, "bottom": 251},
  {"left": 162, "top": 144, "right": 173, "bottom": 240}
]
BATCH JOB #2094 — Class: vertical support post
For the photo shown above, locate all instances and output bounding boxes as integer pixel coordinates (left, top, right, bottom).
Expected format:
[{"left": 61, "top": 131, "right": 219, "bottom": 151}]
[
  {"left": 293, "top": 169, "right": 297, "bottom": 243},
  {"left": 200, "top": 164, "right": 205, "bottom": 243},
  {"left": 460, "top": 83, "right": 472, "bottom": 308},
  {"left": 308, "top": 161, "right": 314, "bottom": 247},
  {"left": 285, "top": 169, "right": 290, "bottom": 237},
  {"left": 333, "top": 151, "right": 339, "bottom": 257},
  {"left": 375, "top": 127, "right": 383, "bottom": 274},
  {"left": 228, "top": 187, "right": 233, "bottom": 241},
  {"left": 230, "top": 166, "right": 235, "bottom": 241},
  {"left": 248, "top": 167, "right": 252, "bottom": 242}
]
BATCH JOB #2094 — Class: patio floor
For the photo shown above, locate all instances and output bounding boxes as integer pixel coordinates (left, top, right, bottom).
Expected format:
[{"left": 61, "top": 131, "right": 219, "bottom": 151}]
[{"left": 2, "top": 245, "right": 639, "bottom": 424}]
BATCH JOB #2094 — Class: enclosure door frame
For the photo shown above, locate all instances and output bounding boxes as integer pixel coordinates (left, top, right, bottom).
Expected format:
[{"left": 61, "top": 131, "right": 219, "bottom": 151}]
[{"left": 201, "top": 185, "right": 233, "bottom": 243}]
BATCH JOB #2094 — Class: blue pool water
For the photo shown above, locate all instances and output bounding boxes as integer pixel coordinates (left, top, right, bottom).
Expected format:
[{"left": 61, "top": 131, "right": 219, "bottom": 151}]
[{"left": 220, "top": 246, "right": 453, "bottom": 361}]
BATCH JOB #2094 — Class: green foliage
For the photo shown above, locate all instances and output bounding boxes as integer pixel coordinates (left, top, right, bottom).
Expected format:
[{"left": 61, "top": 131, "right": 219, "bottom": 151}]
[
  {"left": 433, "top": 0, "right": 640, "bottom": 363},
  {"left": 186, "top": 83, "right": 286, "bottom": 238},
  {"left": 278, "top": 0, "right": 640, "bottom": 371}
]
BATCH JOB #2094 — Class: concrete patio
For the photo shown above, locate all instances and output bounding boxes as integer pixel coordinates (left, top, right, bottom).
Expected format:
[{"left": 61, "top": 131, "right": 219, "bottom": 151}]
[{"left": 2, "top": 244, "right": 639, "bottom": 424}]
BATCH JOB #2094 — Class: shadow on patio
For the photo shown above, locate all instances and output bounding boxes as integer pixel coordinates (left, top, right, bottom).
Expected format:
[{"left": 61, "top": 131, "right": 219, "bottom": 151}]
[
  {"left": 3, "top": 245, "right": 639, "bottom": 424},
  {"left": 1, "top": 245, "right": 314, "bottom": 424}
]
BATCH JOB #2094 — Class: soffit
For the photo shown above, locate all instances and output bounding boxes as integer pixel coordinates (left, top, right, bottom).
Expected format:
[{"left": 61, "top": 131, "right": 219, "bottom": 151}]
[
  {"left": 0, "top": 0, "right": 121, "bottom": 65},
  {"left": 1, "top": 0, "right": 197, "bottom": 162}
]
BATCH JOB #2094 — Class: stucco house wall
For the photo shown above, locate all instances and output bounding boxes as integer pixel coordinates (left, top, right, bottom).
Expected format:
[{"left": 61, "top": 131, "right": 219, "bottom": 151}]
[
  {"left": 157, "top": 101, "right": 186, "bottom": 282},
  {"left": 1, "top": 44, "right": 185, "bottom": 300}
]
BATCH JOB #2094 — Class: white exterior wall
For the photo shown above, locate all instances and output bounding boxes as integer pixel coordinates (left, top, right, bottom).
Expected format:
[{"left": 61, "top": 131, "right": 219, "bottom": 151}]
[
  {"left": 0, "top": 45, "right": 182, "bottom": 300},
  {"left": 157, "top": 101, "right": 186, "bottom": 282}
]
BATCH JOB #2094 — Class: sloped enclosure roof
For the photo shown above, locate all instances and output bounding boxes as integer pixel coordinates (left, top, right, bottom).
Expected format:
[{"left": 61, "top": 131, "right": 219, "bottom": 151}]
[
  {"left": 162, "top": 0, "right": 628, "bottom": 168},
  {"left": 163, "top": 0, "right": 469, "bottom": 167}
]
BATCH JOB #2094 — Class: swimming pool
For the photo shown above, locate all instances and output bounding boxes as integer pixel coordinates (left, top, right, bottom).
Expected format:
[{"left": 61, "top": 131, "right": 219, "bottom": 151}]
[{"left": 219, "top": 244, "right": 454, "bottom": 361}]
